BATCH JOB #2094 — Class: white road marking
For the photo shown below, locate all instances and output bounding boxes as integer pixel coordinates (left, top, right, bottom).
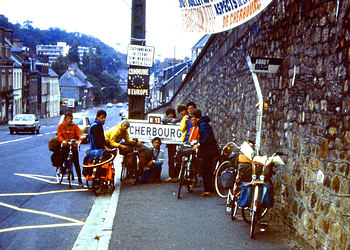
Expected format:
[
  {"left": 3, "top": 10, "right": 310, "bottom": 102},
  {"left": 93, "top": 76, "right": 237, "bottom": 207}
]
[
  {"left": 0, "top": 136, "right": 31, "bottom": 145},
  {"left": 45, "top": 132, "right": 51, "bottom": 135},
  {"left": 73, "top": 155, "right": 122, "bottom": 250},
  {"left": 37, "top": 134, "right": 43, "bottom": 137}
]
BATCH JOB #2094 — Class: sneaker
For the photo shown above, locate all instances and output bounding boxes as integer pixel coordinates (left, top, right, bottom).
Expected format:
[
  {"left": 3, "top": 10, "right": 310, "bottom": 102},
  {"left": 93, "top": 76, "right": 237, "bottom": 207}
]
[
  {"left": 171, "top": 178, "right": 179, "bottom": 183},
  {"left": 78, "top": 182, "right": 84, "bottom": 187},
  {"left": 200, "top": 192, "right": 211, "bottom": 197},
  {"left": 164, "top": 177, "right": 173, "bottom": 183}
]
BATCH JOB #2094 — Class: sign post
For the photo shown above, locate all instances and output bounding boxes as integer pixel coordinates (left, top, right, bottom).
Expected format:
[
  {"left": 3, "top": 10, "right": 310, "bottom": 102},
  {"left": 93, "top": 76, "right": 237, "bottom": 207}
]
[{"left": 246, "top": 56, "right": 282, "bottom": 155}]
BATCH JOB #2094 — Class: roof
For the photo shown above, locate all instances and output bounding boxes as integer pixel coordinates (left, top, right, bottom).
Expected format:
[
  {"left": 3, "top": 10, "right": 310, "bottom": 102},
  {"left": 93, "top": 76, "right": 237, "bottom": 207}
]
[
  {"left": 59, "top": 71, "right": 86, "bottom": 88},
  {"left": 191, "top": 34, "right": 211, "bottom": 50},
  {"left": 49, "top": 68, "right": 58, "bottom": 77}
]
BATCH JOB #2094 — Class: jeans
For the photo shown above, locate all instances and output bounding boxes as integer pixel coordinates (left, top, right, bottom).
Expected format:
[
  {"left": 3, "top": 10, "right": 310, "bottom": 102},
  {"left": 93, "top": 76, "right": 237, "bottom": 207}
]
[{"left": 140, "top": 163, "right": 162, "bottom": 182}]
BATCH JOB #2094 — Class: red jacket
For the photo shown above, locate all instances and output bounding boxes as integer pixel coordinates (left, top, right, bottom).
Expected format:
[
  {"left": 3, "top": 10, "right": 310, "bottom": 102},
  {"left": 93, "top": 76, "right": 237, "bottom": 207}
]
[{"left": 57, "top": 121, "right": 82, "bottom": 144}]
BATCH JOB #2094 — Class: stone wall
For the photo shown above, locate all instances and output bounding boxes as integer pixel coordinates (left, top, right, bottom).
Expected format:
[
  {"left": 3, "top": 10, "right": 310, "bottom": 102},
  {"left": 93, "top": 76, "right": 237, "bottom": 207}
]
[{"left": 152, "top": 0, "right": 350, "bottom": 249}]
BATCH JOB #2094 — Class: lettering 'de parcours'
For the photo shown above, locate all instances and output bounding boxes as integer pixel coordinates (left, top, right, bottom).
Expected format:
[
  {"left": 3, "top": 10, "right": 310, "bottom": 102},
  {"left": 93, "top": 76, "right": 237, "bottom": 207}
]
[{"left": 178, "top": 0, "right": 273, "bottom": 33}]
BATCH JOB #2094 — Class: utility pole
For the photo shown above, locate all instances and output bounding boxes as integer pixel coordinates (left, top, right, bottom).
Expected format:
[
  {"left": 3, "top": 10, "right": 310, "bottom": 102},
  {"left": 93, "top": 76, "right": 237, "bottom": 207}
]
[{"left": 128, "top": 0, "right": 146, "bottom": 119}]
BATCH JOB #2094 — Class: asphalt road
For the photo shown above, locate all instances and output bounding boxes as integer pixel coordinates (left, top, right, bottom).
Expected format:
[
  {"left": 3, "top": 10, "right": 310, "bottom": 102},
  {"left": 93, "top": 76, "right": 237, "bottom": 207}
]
[{"left": 0, "top": 104, "right": 124, "bottom": 250}]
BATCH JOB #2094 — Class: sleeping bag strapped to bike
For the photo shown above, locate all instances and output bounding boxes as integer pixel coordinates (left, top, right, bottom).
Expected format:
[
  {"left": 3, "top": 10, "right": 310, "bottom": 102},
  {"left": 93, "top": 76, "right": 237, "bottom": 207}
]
[{"left": 237, "top": 154, "right": 273, "bottom": 182}]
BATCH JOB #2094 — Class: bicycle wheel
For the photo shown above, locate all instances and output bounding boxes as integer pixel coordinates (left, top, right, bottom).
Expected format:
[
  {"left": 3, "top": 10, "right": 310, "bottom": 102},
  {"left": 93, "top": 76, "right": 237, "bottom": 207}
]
[
  {"left": 231, "top": 198, "right": 239, "bottom": 220},
  {"left": 215, "top": 161, "right": 231, "bottom": 198},
  {"left": 250, "top": 210, "right": 257, "bottom": 239},
  {"left": 92, "top": 178, "right": 103, "bottom": 195},
  {"left": 242, "top": 206, "right": 252, "bottom": 224},
  {"left": 177, "top": 163, "right": 186, "bottom": 199},
  {"left": 66, "top": 161, "right": 73, "bottom": 189},
  {"left": 120, "top": 163, "right": 127, "bottom": 182},
  {"left": 56, "top": 167, "right": 63, "bottom": 184}
]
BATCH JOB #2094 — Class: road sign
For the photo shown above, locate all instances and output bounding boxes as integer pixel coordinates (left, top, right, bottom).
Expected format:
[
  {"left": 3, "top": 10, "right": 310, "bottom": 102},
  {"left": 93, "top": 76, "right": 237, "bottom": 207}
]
[
  {"left": 250, "top": 57, "right": 283, "bottom": 73},
  {"left": 127, "top": 66, "right": 150, "bottom": 96},
  {"left": 127, "top": 44, "right": 155, "bottom": 67},
  {"left": 62, "top": 98, "right": 75, "bottom": 107},
  {"left": 128, "top": 119, "right": 181, "bottom": 144}
]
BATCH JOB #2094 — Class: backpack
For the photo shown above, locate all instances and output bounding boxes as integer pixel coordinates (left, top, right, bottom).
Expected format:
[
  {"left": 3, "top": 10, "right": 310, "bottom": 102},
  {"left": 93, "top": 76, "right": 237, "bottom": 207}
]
[{"left": 48, "top": 137, "right": 61, "bottom": 152}]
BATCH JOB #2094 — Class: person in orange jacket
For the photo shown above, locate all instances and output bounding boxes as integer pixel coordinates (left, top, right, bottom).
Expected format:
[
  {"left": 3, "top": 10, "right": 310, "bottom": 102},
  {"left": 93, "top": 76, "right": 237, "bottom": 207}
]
[{"left": 57, "top": 112, "right": 83, "bottom": 186}]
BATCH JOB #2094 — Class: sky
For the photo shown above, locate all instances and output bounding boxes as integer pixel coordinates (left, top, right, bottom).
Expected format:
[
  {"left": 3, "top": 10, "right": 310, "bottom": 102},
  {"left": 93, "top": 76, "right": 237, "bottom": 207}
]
[{"left": 1, "top": 0, "right": 204, "bottom": 60}]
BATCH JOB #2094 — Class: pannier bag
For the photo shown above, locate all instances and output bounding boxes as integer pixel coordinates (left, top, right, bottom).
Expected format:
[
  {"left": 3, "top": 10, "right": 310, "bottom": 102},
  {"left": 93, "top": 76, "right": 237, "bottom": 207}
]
[
  {"left": 237, "top": 182, "right": 251, "bottom": 207},
  {"left": 50, "top": 152, "right": 64, "bottom": 167},
  {"left": 221, "top": 166, "right": 236, "bottom": 189},
  {"left": 261, "top": 183, "right": 274, "bottom": 208},
  {"left": 237, "top": 182, "right": 274, "bottom": 208},
  {"left": 48, "top": 137, "right": 61, "bottom": 152}
]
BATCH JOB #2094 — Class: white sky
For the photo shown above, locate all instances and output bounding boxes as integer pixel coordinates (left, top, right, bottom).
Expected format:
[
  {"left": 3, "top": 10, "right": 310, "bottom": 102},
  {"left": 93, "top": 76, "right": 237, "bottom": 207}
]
[{"left": 2, "top": 0, "right": 204, "bottom": 60}]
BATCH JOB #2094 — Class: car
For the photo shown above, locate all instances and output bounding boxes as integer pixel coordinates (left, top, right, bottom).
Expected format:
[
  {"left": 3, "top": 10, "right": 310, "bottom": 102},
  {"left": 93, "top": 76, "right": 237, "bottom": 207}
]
[
  {"left": 119, "top": 108, "right": 128, "bottom": 120},
  {"left": 8, "top": 114, "right": 41, "bottom": 134},
  {"left": 116, "top": 102, "right": 123, "bottom": 108},
  {"left": 106, "top": 103, "right": 113, "bottom": 108},
  {"left": 58, "top": 113, "right": 91, "bottom": 143}
]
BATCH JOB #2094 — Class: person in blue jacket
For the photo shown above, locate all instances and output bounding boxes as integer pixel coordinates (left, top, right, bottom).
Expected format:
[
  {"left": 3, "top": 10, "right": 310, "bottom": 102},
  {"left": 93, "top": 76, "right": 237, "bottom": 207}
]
[
  {"left": 192, "top": 109, "right": 219, "bottom": 197},
  {"left": 88, "top": 110, "right": 108, "bottom": 161}
]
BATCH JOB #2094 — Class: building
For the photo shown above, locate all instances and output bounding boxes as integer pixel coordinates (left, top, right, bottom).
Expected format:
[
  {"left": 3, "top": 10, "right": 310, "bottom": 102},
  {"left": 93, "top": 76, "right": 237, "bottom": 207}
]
[
  {"left": 36, "top": 42, "right": 70, "bottom": 65},
  {"left": 48, "top": 68, "right": 60, "bottom": 117},
  {"left": 77, "top": 46, "right": 96, "bottom": 63},
  {"left": 59, "top": 63, "right": 94, "bottom": 113},
  {"left": 147, "top": 60, "right": 191, "bottom": 110},
  {"left": 0, "top": 27, "right": 14, "bottom": 123},
  {"left": 191, "top": 34, "right": 211, "bottom": 63}
]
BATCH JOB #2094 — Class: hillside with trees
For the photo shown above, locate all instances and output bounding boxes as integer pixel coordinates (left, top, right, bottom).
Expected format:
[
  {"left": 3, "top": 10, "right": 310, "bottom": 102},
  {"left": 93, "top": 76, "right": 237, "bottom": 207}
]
[{"left": 0, "top": 14, "right": 128, "bottom": 104}]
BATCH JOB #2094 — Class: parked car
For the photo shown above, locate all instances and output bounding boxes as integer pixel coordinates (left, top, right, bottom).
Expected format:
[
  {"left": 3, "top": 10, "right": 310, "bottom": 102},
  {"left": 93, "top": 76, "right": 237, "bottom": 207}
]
[
  {"left": 106, "top": 103, "right": 113, "bottom": 108},
  {"left": 116, "top": 102, "right": 123, "bottom": 107},
  {"left": 58, "top": 113, "right": 91, "bottom": 143},
  {"left": 8, "top": 114, "right": 41, "bottom": 134}
]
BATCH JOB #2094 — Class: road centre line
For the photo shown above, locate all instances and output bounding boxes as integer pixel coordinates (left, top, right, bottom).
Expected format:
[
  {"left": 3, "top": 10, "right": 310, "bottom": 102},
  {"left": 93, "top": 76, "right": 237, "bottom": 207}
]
[{"left": 0, "top": 136, "right": 31, "bottom": 145}]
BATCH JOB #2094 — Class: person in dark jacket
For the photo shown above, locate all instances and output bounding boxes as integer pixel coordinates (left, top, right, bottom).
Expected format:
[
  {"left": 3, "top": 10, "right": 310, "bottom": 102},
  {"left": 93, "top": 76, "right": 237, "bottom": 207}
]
[
  {"left": 192, "top": 109, "right": 219, "bottom": 197},
  {"left": 161, "top": 108, "right": 181, "bottom": 183},
  {"left": 89, "top": 110, "right": 108, "bottom": 153}
]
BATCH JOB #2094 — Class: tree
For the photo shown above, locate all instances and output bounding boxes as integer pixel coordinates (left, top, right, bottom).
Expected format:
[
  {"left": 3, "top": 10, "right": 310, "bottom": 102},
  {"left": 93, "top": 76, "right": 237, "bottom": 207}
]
[
  {"left": 67, "top": 41, "right": 80, "bottom": 64},
  {"left": 51, "top": 55, "right": 69, "bottom": 77}
]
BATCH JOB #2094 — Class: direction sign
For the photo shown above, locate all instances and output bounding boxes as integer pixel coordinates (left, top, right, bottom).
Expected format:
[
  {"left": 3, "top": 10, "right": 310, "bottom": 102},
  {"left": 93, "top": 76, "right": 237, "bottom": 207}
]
[
  {"left": 127, "top": 44, "right": 155, "bottom": 67},
  {"left": 128, "top": 119, "right": 181, "bottom": 144},
  {"left": 251, "top": 57, "right": 283, "bottom": 73}
]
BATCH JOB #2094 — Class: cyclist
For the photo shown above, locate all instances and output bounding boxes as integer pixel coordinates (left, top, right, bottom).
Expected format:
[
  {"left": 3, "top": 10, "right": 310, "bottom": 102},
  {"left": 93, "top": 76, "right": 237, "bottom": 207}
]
[
  {"left": 104, "top": 120, "right": 142, "bottom": 152},
  {"left": 184, "top": 101, "right": 197, "bottom": 142},
  {"left": 191, "top": 109, "right": 219, "bottom": 197},
  {"left": 57, "top": 112, "right": 83, "bottom": 187},
  {"left": 89, "top": 110, "right": 108, "bottom": 152}
]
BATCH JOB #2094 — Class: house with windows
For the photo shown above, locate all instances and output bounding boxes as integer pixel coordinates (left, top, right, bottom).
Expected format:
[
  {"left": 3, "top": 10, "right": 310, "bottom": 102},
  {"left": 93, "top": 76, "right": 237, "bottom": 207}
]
[
  {"left": 59, "top": 63, "right": 93, "bottom": 113},
  {"left": 0, "top": 27, "right": 14, "bottom": 123}
]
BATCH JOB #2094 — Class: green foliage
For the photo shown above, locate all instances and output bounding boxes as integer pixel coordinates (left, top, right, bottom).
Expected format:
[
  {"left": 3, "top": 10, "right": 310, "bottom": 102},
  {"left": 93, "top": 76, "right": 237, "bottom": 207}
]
[
  {"left": 67, "top": 41, "right": 80, "bottom": 65},
  {"left": 51, "top": 55, "right": 69, "bottom": 77}
]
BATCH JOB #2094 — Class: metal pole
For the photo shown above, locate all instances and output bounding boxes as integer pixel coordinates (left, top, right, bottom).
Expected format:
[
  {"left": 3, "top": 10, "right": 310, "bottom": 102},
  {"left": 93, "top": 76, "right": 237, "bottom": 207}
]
[{"left": 246, "top": 56, "right": 263, "bottom": 155}]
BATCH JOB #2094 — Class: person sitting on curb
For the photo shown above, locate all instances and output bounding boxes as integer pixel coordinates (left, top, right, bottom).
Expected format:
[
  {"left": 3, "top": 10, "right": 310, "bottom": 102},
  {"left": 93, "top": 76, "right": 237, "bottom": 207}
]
[{"left": 140, "top": 137, "right": 164, "bottom": 183}]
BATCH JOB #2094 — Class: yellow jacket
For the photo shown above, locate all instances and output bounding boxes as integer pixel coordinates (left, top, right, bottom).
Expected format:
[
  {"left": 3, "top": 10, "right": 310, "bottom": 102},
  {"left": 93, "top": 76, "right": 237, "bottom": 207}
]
[
  {"left": 180, "top": 115, "right": 188, "bottom": 142},
  {"left": 104, "top": 125, "right": 133, "bottom": 148}
]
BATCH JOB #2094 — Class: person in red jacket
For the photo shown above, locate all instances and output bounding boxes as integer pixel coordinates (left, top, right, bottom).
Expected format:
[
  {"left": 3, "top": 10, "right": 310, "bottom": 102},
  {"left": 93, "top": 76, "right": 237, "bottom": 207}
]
[{"left": 57, "top": 112, "right": 83, "bottom": 186}]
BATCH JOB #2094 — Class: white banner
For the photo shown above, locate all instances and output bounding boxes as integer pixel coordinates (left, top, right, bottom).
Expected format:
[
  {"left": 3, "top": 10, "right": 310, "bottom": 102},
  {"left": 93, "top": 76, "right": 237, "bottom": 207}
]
[
  {"left": 128, "top": 119, "right": 182, "bottom": 144},
  {"left": 179, "top": 0, "right": 273, "bottom": 33}
]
